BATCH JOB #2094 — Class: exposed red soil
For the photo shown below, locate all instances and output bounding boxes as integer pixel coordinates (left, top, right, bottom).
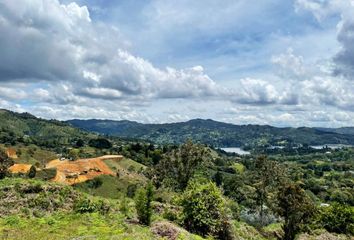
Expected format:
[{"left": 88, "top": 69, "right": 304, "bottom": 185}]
[
  {"left": 8, "top": 164, "right": 32, "bottom": 174},
  {"left": 45, "top": 155, "right": 123, "bottom": 185}
]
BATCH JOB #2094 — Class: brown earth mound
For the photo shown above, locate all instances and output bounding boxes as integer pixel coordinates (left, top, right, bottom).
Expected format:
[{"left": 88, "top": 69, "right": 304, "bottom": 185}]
[
  {"left": 46, "top": 155, "right": 123, "bottom": 185},
  {"left": 8, "top": 164, "right": 32, "bottom": 174},
  {"left": 151, "top": 221, "right": 185, "bottom": 240}
]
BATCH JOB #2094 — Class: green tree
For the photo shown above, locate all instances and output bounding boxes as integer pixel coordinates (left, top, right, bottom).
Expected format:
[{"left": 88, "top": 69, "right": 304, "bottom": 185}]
[
  {"left": 180, "top": 179, "right": 233, "bottom": 239},
  {"left": 154, "top": 140, "right": 211, "bottom": 190},
  {"left": 275, "top": 183, "right": 315, "bottom": 240},
  {"left": 213, "top": 170, "right": 223, "bottom": 187},
  {"left": 0, "top": 149, "right": 14, "bottom": 179},
  {"left": 135, "top": 182, "right": 154, "bottom": 225},
  {"left": 75, "top": 139, "right": 84, "bottom": 148},
  {"left": 320, "top": 203, "right": 354, "bottom": 235},
  {"left": 126, "top": 183, "right": 138, "bottom": 198},
  {"left": 88, "top": 138, "right": 112, "bottom": 149},
  {"left": 28, "top": 165, "right": 36, "bottom": 178},
  {"left": 251, "top": 155, "right": 283, "bottom": 226},
  {"left": 68, "top": 149, "right": 79, "bottom": 160},
  {"left": 151, "top": 149, "right": 162, "bottom": 165}
]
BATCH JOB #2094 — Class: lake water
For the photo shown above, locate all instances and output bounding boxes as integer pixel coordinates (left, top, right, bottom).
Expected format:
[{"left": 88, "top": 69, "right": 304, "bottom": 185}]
[
  {"left": 220, "top": 147, "right": 251, "bottom": 155},
  {"left": 310, "top": 144, "right": 353, "bottom": 150}
]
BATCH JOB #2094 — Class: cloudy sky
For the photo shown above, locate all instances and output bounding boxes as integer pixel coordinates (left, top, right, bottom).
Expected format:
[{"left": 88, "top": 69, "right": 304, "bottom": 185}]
[{"left": 0, "top": 0, "right": 354, "bottom": 127}]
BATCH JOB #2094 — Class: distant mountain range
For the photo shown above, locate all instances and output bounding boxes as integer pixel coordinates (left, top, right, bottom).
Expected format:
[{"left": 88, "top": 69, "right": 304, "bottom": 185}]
[
  {"left": 67, "top": 118, "right": 354, "bottom": 147},
  {"left": 1, "top": 108, "right": 353, "bottom": 148}
]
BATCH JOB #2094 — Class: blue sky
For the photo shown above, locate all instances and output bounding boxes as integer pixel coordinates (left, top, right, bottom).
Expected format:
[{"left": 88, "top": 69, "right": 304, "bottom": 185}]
[{"left": 0, "top": 0, "right": 354, "bottom": 127}]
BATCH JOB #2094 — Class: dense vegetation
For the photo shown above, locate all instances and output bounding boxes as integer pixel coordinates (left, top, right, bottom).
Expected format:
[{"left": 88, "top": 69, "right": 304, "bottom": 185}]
[
  {"left": 67, "top": 118, "right": 354, "bottom": 147},
  {"left": 0, "top": 109, "right": 353, "bottom": 240}
]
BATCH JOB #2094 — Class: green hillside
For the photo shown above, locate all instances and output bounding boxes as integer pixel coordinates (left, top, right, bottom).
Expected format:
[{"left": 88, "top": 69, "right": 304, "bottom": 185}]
[
  {"left": 0, "top": 109, "right": 96, "bottom": 147},
  {"left": 0, "top": 178, "right": 203, "bottom": 240}
]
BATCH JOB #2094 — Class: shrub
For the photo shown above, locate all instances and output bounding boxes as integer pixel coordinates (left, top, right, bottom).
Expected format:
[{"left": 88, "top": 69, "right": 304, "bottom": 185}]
[
  {"left": 320, "top": 203, "right": 354, "bottom": 235},
  {"left": 119, "top": 197, "right": 134, "bottom": 218},
  {"left": 225, "top": 199, "right": 240, "bottom": 221},
  {"left": 128, "top": 165, "right": 136, "bottom": 172},
  {"left": 19, "top": 182, "right": 43, "bottom": 194},
  {"left": 135, "top": 182, "right": 154, "bottom": 225},
  {"left": 74, "top": 198, "right": 110, "bottom": 214},
  {"left": 28, "top": 165, "right": 36, "bottom": 178},
  {"left": 87, "top": 177, "right": 103, "bottom": 189},
  {"left": 180, "top": 179, "right": 234, "bottom": 239},
  {"left": 126, "top": 183, "right": 138, "bottom": 198},
  {"left": 163, "top": 208, "right": 180, "bottom": 223},
  {"left": 32, "top": 192, "right": 51, "bottom": 210},
  {"left": 240, "top": 208, "right": 278, "bottom": 228},
  {"left": 35, "top": 168, "right": 57, "bottom": 180}
]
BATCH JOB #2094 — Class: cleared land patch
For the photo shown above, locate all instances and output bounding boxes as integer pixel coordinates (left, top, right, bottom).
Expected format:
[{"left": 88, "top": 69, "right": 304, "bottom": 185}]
[
  {"left": 45, "top": 155, "right": 123, "bottom": 185},
  {"left": 8, "top": 164, "right": 32, "bottom": 174}
]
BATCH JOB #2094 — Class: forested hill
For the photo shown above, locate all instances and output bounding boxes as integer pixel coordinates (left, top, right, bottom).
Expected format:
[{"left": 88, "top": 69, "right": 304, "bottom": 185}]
[
  {"left": 0, "top": 109, "right": 95, "bottom": 147},
  {"left": 67, "top": 118, "right": 354, "bottom": 147}
]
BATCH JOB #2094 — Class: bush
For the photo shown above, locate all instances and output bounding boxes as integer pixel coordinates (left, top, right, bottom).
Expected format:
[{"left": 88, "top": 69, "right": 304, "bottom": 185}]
[
  {"left": 320, "top": 203, "right": 354, "bottom": 235},
  {"left": 163, "top": 208, "right": 180, "bottom": 223},
  {"left": 126, "top": 183, "right": 138, "bottom": 198},
  {"left": 225, "top": 199, "right": 240, "bottom": 221},
  {"left": 240, "top": 208, "right": 278, "bottom": 228},
  {"left": 74, "top": 198, "right": 110, "bottom": 214},
  {"left": 88, "top": 138, "right": 112, "bottom": 149},
  {"left": 135, "top": 182, "right": 154, "bottom": 225},
  {"left": 87, "top": 177, "right": 103, "bottom": 189},
  {"left": 35, "top": 168, "right": 57, "bottom": 180},
  {"left": 120, "top": 197, "right": 133, "bottom": 218},
  {"left": 28, "top": 165, "right": 36, "bottom": 178},
  {"left": 18, "top": 182, "right": 43, "bottom": 194},
  {"left": 180, "top": 179, "right": 234, "bottom": 239}
]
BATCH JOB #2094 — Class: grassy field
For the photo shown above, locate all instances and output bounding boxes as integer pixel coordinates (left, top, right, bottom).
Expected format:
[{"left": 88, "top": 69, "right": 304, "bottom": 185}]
[
  {"left": 105, "top": 157, "right": 146, "bottom": 173},
  {"left": 73, "top": 157, "right": 147, "bottom": 199},
  {"left": 74, "top": 174, "right": 145, "bottom": 199},
  {"left": 1, "top": 144, "right": 58, "bottom": 166},
  {"left": 0, "top": 213, "right": 156, "bottom": 240}
]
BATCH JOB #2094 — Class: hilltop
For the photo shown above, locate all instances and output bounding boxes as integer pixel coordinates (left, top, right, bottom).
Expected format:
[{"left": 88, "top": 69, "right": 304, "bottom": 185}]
[{"left": 67, "top": 118, "right": 354, "bottom": 147}]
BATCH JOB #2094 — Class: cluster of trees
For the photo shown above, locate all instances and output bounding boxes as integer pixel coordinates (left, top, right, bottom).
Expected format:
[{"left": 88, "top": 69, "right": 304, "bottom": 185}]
[{"left": 139, "top": 141, "right": 354, "bottom": 239}]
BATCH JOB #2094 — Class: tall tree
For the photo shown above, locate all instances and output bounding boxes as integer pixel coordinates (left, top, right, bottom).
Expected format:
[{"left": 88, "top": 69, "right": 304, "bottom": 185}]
[
  {"left": 251, "top": 155, "right": 284, "bottom": 226},
  {"left": 135, "top": 182, "right": 154, "bottom": 225},
  {"left": 275, "top": 183, "right": 315, "bottom": 240},
  {"left": 154, "top": 140, "right": 212, "bottom": 190}
]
